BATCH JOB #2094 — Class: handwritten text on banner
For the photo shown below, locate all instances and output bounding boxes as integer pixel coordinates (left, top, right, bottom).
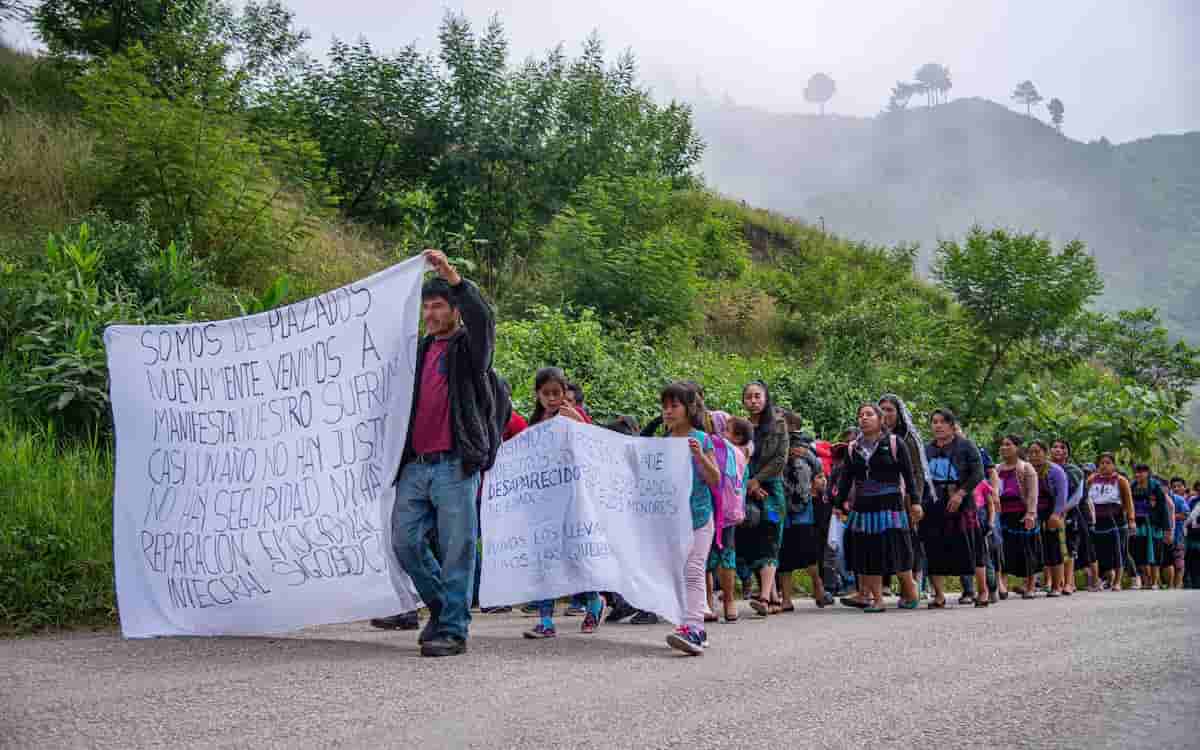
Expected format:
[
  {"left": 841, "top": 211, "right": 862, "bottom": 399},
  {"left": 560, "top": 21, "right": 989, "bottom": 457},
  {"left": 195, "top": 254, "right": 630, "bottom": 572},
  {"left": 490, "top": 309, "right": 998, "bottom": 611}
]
[
  {"left": 479, "top": 418, "right": 693, "bottom": 624},
  {"left": 105, "top": 256, "right": 426, "bottom": 638}
]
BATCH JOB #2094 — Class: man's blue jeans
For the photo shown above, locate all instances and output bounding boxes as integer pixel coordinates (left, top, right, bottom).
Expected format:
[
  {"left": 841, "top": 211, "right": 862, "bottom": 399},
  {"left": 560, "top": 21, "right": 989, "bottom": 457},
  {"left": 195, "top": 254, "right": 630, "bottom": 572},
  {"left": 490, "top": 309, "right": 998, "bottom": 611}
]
[{"left": 393, "top": 457, "right": 480, "bottom": 641}]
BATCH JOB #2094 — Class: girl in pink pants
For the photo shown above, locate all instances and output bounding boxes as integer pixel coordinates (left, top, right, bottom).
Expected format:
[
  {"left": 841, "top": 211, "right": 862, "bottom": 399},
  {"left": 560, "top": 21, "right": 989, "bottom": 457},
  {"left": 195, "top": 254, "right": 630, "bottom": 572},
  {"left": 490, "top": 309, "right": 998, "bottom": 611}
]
[{"left": 659, "top": 382, "right": 720, "bottom": 656}]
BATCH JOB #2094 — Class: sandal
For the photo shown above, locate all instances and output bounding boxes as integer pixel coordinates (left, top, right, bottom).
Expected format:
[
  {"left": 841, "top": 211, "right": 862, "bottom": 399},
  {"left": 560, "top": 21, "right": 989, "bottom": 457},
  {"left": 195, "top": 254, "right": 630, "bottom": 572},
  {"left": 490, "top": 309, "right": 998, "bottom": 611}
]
[
  {"left": 927, "top": 599, "right": 947, "bottom": 609},
  {"left": 998, "top": 590, "right": 1010, "bottom": 600},
  {"left": 749, "top": 597, "right": 769, "bottom": 617},
  {"left": 898, "top": 599, "right": 919, "bottom": 610},
  {"left": 974, "top": 599, "right": 990, "bottom": 608},
  {"left": 839, "top": 596, "right": 868, "bottom": 609},
  {"left": 863, "top": 605, "right": 886, "bottom": 613},
  {"left": 704, "top": 613, "right": 719, "bottom": 623}
]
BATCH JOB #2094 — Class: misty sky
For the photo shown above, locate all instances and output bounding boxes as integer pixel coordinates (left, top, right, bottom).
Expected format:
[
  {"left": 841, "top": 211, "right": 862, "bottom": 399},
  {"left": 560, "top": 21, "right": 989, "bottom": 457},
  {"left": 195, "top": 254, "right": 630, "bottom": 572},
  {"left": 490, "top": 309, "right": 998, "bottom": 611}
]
[{"left": 3, "top": 1, "right": 1196, "bottom": 142}]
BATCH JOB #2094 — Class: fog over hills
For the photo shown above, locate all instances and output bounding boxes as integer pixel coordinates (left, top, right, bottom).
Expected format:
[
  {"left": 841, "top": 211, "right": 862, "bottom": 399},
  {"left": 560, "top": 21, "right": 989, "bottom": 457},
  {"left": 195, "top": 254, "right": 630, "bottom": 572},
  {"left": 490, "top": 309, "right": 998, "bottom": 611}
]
[{"left": 688, "top": 96, "right": 1200, "bottom": 344}]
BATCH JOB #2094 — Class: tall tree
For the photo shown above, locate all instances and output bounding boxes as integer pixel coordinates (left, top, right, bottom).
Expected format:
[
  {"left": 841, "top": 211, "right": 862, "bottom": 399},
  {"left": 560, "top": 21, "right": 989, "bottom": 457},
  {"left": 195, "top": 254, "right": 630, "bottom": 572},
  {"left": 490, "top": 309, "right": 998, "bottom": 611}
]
[
  {"left": 932, "top": 226, "right": 1103, "bottom": 419},
  {"left": 1047, "top": 97, "right": 1064, "bottom": 131},
  {"left": 33, "top": 0, "right": 207, "bottom": 58},
  {"left": 914, "top": 63, "right": 950, "bottom": 106},
  {"left": 803, "top": 72, "right": 835, "bottom": 115},
  {"left": 887, "top": 80, "right": 917, "bottom": 111},
  {"left": 1012, "top": 79, "right": 1043, "bottom": 116}
]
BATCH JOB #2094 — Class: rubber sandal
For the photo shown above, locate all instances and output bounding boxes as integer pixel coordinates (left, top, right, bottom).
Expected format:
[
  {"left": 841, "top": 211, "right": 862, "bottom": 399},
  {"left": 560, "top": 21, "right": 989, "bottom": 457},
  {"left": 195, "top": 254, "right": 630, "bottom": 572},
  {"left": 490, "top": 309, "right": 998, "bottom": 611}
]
[
  {"left": 839, "top": 596, "right": 868, "bottom": 609},
  {"left": 998, "top": 591, "right": 1010, "bottom": 600},
  {"left": 974, "top": 599, "right": 990, "bottom": 608},
  {"left": 749, "top": 597, "right": 769, "bottom": 616},
  {"left": 898, "top": 599, "right": 919, "bottom": 610},
  {"left": 863, "top": 605, "right": 886, "bottom": 613},
  {"left": 927, "top": 599, "right": 946, "bottom": 609}
]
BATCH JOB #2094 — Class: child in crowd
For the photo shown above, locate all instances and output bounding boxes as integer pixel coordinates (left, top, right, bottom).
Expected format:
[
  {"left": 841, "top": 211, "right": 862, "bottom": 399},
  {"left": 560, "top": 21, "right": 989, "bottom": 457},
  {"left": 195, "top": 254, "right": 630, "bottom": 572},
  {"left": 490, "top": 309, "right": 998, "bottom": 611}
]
[
  {"left": 705, "top": 414, "right": 753, "bottom": 622},
  {"left": 522, "top": 367, "right": 601, "bottom": 640},
  {"left": 661, "top": 382, "right": 720, "bottom": 655}
]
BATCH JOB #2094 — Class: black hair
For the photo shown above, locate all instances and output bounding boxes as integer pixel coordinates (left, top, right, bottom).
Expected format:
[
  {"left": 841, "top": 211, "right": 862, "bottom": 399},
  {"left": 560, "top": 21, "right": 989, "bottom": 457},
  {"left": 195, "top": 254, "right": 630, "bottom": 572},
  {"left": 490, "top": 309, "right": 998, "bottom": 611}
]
[
  {"left": 743, "top": 380, "right": 776, "bottom": 464},
  {"left": 877, "top": 395, "right": 908, "bottom": 438},
  {"left": 726, "top": 417, "right": 754, "bottom": 447},
  {"left": 857, "top": 402, "right": 883, "bottom": 422},
  {"left": 782, "top": 409, "right": 804, "bottom": 431},
  {"left": 1170, "top": 476, "right": 1186, "bottom": 486},
  {"left": 421, "top": 278, "right": 456, "bottom": 306},
  {"left": 566, "top": 382, "right": 585, "bottom": 407},
  {"left": 930, "top": 408, "right": 958, "bottom": 426},
  {"left": 530, "top": 367, "right": 570, "bottom": 425},
  {"left": 1133, "top": 463, "right": 1151, "bottom": 473},
  {"left": 1028, "top": 439, "right": 1049, "bottom": 454},
  {"left": 1097, "top": 451, "right": 1116, "bottom": 466},
  {"left": 1052, "top": 438, "right": 1072, "bottom": 456},
  {"left": 1002, "top": 434, "right": 1024, "bottom": 448},
  {"left": 661, "top": 381, "right": 705, "bottom": 431},
  {"left": 605, "top": 415, "right": 640, "bottom": 436}
]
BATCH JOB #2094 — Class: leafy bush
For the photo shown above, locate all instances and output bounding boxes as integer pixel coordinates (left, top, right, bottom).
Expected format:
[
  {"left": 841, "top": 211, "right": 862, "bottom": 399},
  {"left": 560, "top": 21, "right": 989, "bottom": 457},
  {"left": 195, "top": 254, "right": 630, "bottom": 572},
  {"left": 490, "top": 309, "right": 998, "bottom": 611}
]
[
  {"left": 75, "top": 43, "right": 323, "bottom": 289},
  {"left": 542, "top": 176, "right": 750, "bottom": 329},
  {"left": 1, "top": 213, "right": 208, "bottom": 434}
]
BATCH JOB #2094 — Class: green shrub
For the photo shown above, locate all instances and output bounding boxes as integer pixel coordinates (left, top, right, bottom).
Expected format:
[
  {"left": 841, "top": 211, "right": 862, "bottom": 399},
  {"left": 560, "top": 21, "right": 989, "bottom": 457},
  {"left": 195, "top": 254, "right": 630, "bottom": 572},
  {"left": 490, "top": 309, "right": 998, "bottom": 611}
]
[
  {"left": 75, "top": 43, "right": 323, "bottom": 289},
  {"left": 0, "top": 413, "right": 115, "bottom": 633},
  {"left": 542, "top": 177, "right": 750, "bottom": 329},
  {"left": 1, "top": 213, "right": 210, "bottom": 435}
]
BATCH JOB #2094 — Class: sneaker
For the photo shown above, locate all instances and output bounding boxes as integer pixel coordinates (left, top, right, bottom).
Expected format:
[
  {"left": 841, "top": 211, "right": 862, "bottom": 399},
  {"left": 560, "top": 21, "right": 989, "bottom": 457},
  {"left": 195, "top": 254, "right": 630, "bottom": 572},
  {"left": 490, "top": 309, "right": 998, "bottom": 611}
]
[
  {"left": 523, "top": 624, "right": 557, "bottom": 639},
  {"left": 370, "top": 611, "right": 419, "bottom": 631},
  {"left": 420, "top": 637, "right": 467, "bottom": 657},
  {"left": 958, "top": 594, "right": 975, "bottom": 605},
  {"left": 564, "top": 605, "right": 586, "bottom": 617},
  {"left": 666, "top": 627, "right": 704, "bottom": 656},
  {"left": 629, "top": 610, "right": 659, "bottom": 625},
  {"left": 700, "top": 629, "right": 710, "bottom": 648},
  {"left": 581, "top": 612, "right": 600, "bottom": 634},
  {"left": 480, "top": 606, "right": 512, "bottom": 614}
]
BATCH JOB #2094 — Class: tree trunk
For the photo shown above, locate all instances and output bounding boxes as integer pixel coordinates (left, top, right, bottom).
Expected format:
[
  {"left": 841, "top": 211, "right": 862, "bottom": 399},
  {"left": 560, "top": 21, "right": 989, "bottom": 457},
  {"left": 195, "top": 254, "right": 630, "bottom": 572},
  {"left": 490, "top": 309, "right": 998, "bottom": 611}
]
[{"left": 967, "top": 343, "right": 1008, "bottom": 420}]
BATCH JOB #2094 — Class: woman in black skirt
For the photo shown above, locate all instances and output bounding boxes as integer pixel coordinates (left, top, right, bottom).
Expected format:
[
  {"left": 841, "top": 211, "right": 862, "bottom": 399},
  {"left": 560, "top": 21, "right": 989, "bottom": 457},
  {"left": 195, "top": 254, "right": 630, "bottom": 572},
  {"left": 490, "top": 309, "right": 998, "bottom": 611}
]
[
  {"left": 777, "top": 431, "right": 828, "bottom": 609},
  {"left": 835, "top": 404, "right": 917, "bottom": 613},
  {"left": 1052, "top": 439, "right": 1091, "bottom": 594},
  {"left": 921, "top": 409, "right": 986, "bottom": 608},
  {"left": 996, "top": 436, "right": 1042, "bottom": 598},
  {"left": 1087, "top": 453, "right": 1135, "bottom": 590}
]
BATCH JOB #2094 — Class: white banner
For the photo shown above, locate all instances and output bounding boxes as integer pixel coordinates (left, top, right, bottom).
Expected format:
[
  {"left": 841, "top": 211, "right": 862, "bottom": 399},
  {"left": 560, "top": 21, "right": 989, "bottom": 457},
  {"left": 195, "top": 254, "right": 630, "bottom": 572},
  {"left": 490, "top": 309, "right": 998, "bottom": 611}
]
[
  {"left": 105, "top": 256, "right": 427, "bottom": 638},
  {"left": 479, "top": 418, "right": 693, "bottom": 624}
]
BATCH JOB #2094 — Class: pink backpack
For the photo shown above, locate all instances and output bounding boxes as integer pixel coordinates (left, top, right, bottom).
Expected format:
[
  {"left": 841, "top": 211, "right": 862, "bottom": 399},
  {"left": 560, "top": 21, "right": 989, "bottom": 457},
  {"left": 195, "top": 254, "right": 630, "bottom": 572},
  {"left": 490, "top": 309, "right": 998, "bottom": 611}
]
[{"left": 707, "top": 435, "right": 746, "bottom": 541}]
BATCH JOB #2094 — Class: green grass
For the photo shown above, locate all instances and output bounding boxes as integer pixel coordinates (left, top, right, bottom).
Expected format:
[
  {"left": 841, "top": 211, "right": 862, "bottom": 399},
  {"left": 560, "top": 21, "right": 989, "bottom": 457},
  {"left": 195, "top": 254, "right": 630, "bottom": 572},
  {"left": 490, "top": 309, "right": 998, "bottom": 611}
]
[{"left": 0, "top": 413, "right": 116, "bottom": 633}]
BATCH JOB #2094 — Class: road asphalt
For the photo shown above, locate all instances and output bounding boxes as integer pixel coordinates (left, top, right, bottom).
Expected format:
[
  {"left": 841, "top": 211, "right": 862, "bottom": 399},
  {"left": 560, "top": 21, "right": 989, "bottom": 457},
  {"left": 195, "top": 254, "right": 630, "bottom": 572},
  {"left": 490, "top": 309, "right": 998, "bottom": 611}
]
[{"left": 3, "top": 589, "right": 1197, "bottom": 749}]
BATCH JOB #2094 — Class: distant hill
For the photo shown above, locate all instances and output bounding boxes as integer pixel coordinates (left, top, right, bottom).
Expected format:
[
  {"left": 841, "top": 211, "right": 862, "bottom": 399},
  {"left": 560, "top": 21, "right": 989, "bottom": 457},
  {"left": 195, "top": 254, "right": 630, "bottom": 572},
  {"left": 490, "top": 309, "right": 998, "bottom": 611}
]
[{"left": 691, "top": 96, "right": 1200, "bottom": 343}]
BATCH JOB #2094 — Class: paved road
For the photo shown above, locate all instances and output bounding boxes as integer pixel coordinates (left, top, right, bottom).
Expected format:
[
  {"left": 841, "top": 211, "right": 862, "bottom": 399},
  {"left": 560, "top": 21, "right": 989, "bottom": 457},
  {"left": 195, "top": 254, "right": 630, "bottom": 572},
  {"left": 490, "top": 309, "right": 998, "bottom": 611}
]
[{"left": 3, "top": 590, "right": 1198, "bottom": 749}]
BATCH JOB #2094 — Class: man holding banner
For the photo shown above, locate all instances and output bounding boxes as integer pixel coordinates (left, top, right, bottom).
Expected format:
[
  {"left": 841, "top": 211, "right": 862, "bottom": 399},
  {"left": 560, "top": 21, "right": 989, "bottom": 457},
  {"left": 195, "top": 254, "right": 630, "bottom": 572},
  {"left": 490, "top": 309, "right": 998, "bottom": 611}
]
[{"left": 374, "top": 250, "right": 500, "bottom": 657}]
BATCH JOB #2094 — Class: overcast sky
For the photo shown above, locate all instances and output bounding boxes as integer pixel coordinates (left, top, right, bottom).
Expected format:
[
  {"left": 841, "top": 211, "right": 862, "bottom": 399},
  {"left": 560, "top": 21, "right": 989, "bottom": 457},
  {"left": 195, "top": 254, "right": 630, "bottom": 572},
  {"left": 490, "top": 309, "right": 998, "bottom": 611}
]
[{"left": 4, "top": 1, "right": 1196, "bottom": 143}]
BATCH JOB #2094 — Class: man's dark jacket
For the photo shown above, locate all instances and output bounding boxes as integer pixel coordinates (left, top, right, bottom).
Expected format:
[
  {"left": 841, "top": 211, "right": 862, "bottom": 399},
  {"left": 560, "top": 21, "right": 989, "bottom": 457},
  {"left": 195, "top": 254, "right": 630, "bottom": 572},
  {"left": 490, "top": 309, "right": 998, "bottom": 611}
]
[{"left": 397, "top": 279, "right": 502, "bottom": 479}]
